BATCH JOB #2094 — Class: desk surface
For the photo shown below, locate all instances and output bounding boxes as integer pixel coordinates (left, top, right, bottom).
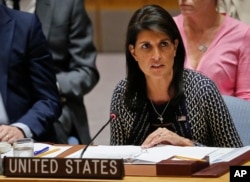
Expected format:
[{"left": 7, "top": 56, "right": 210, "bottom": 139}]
[
  {"left": 1, "top": 144, "right": 249, "bottom": 182},
  {"left": 0, "top": 175, "right": 229, "bottom": 182},
  {"left": 1, "top": 162, "right": 250, "bottom": 182},
  {"left": 0, "top": 174, "right": 229, "bottom": 182}
]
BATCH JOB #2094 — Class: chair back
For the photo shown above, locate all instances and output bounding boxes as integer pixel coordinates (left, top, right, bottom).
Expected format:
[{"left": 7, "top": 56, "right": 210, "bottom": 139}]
[{"left": 222, "top": 95, "right": 250, "bottom": 146}]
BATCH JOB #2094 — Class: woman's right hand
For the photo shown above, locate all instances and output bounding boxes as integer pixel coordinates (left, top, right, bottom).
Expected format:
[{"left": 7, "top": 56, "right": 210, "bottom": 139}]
[{"left": 141, "top": 127, "right": 194, "bottom": 149}]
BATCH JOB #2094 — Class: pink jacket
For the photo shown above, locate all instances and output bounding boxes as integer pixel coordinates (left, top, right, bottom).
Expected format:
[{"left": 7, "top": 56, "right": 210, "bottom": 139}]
[{"left": 174, "top": 14, "right": 250, "bottom": 100}]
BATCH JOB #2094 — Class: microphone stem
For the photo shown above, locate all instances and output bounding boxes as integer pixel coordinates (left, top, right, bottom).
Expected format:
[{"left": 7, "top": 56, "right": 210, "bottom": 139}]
[{"left": 80, "top": 119, "right": 111, "bottom": 158}]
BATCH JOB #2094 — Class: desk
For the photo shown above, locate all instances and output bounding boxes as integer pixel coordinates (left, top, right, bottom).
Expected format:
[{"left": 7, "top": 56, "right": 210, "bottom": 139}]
[
  {"left": 0, "top": 174, "right": 229, "bottom": 182},
  {"left": 1, "top": 144, "right": 249, "bottom": 182},
  {"left": 1, "top": 161, "right": 249, "bottom": 182}
]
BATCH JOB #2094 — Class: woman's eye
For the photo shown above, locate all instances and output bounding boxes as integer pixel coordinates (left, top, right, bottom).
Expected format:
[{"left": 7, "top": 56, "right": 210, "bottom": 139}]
[
  {"left": 142, "top": 43, "right": 150, "bottom": 49},
  {"left": 161, "top": 41, "right": 169, "bottom": 47}
]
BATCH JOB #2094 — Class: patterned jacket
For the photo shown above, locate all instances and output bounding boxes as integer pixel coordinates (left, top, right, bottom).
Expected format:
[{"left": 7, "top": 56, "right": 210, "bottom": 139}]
[{"left": 110, "top": 69, "right": 242, "bottom": 147}]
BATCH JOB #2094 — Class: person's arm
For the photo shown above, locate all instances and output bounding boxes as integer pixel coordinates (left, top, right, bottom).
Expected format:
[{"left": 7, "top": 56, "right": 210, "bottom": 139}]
[
  {"left": 235, "top": 28, "right": 250, "bottom": 100},
  {"left": 15, "top": 14, "right": 61, "bottom": 141},
  {"left": 141, "top": 128, "right": 194, "bottom": 148},
  {"left": 203, "top": 81, "right": 243, "bottom": 147},
  {"left": 110, "top": 80, "right": 129, "bottom": 145},
  {"left": 56, "top": 0, "right": 99, "bottom": 102}
]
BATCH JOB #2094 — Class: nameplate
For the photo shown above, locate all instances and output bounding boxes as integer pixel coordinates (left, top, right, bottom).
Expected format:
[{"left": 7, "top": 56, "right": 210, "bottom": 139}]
[
  {"left": 3, "top": 157, "right": 124, "bottom": 179},
  {"left": 156, "top": 157, "right": 209, "bottom": 176}
]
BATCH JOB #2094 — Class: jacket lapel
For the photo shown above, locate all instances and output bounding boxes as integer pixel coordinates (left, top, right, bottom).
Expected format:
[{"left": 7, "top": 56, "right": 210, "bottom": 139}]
[
  {"left": 35, "top": 0, "right": 55, "bottom": 38},
  {"left": 0, "top": 5, "right": 14, "bottom": 105}
]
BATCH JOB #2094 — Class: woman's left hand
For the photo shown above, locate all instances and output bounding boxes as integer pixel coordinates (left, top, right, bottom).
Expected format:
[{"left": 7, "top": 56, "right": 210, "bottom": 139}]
[{"left": 141, "top": 127, "right": 194, "bottom": 148}]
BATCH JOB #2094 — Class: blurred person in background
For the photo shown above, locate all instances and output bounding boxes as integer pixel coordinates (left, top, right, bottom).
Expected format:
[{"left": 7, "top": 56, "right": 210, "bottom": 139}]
[
  {"left": 218, "top": 0, "right": 250, "bottom": 25},
  {"left": 174, "top": 0, "right": 250, "bottom": 100},
  {"left": 0, "top": 4, "right": 61, "bottom": 143},
  {"left": 1, "top": 0, "right": 100, "bottom": 144}
]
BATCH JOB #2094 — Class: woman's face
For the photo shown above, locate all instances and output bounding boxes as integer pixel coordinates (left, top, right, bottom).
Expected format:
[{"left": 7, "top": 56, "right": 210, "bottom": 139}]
[
  {"left": 178, "top": 0, "right": 216, "bottom": 15},
  {"left": 129, "top": 30, "right": 178, "bottom": 80}
]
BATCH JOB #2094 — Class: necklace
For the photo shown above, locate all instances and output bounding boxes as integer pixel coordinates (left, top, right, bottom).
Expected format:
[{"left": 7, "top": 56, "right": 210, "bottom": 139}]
[
  {"left": 198, "top": 44, "right": 207, "bottom": 52},
  {"left": 150, "top": 100, "right": 171, "bottom": 123}
]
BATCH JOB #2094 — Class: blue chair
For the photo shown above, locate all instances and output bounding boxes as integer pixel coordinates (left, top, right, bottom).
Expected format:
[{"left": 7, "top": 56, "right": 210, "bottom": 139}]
[
  {"left": 67, "top": 136, "right": 79, "bottom": 144},
  {"left": 222, "top": 95, "right": 250, "bottom": 146}
]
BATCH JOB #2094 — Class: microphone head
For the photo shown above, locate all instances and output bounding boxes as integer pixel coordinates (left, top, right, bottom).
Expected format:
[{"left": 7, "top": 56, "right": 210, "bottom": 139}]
[{"left": 110, "top": 111, "right": 118, "bottom": 120}]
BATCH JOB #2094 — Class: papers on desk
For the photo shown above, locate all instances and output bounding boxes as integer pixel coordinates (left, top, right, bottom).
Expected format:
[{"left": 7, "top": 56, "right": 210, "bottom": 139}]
[
  {"left": 1, "top": 143, "right": 249, "bottom": 165},
  {"left": 1, "top": 143, "right": 71, "bottom": 158},
  {"left": 66, "top": 145, "right": 250, "bottom": 164},
  {"left": 209, "top": 146, "right": 250, "bottom": 164}
]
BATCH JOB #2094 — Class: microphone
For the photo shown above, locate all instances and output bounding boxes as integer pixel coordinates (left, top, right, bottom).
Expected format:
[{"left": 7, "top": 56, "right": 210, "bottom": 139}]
[{"left": 80, "top": 111, "right": 117, "bottom": 158}]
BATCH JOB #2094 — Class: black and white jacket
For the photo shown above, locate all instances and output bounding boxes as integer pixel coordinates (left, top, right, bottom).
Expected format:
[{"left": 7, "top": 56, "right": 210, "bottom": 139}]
[{"left": 110, "top": 69, "right": 242, "bottom": 148}]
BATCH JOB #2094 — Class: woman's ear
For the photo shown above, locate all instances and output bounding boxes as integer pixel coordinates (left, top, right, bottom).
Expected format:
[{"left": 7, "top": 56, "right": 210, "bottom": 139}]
[
  {"left": 174, "top": 39, "right": 179, "bottom": 50},
  {"left": 174, "top": 39, "right": 179, "bottom": 57},
  {"left": 129, "top": 45, "right": 137, "bottom": 61}
]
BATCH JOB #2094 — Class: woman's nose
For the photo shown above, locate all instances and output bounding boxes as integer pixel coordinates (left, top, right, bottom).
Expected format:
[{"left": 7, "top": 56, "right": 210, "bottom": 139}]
[{"left": 151, "top": 48, "right": 161, "bottom": 61}]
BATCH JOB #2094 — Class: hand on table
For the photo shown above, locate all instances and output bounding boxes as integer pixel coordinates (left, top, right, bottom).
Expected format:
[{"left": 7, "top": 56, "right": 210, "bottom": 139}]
[
  {"left": 141, "top": 127, "right": 194, "bottom": 148},
  {"left": 0, "top": 125, "right": 25, "bottom": 144}
]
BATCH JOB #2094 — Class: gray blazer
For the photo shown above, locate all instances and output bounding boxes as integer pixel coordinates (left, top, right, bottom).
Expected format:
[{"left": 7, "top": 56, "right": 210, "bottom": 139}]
[{"left": 18, "top": 0, "right": 99, "bottom": 144}]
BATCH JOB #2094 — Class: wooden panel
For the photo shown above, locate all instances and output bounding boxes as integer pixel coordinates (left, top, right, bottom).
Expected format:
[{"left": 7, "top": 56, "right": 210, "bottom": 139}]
[
  {"left": 84, "top": 0, "right": 180, "bottom": 51},
  {"left": 85, "top": 0, "right": 178, "bottom": 10}
]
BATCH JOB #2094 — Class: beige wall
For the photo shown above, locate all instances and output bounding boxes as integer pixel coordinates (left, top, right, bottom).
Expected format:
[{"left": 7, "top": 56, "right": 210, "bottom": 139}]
[{"left": 85, "top": 0, "right": 180, "bottom": 52}]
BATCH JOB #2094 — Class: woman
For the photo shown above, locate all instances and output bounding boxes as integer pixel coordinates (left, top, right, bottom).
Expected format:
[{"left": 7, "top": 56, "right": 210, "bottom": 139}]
[
  {"left": 110, "top": 4, "right": 242, "bottom": 148},
  {"left": 174, "top": 0, "right": 250, "bottom": 100}
]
